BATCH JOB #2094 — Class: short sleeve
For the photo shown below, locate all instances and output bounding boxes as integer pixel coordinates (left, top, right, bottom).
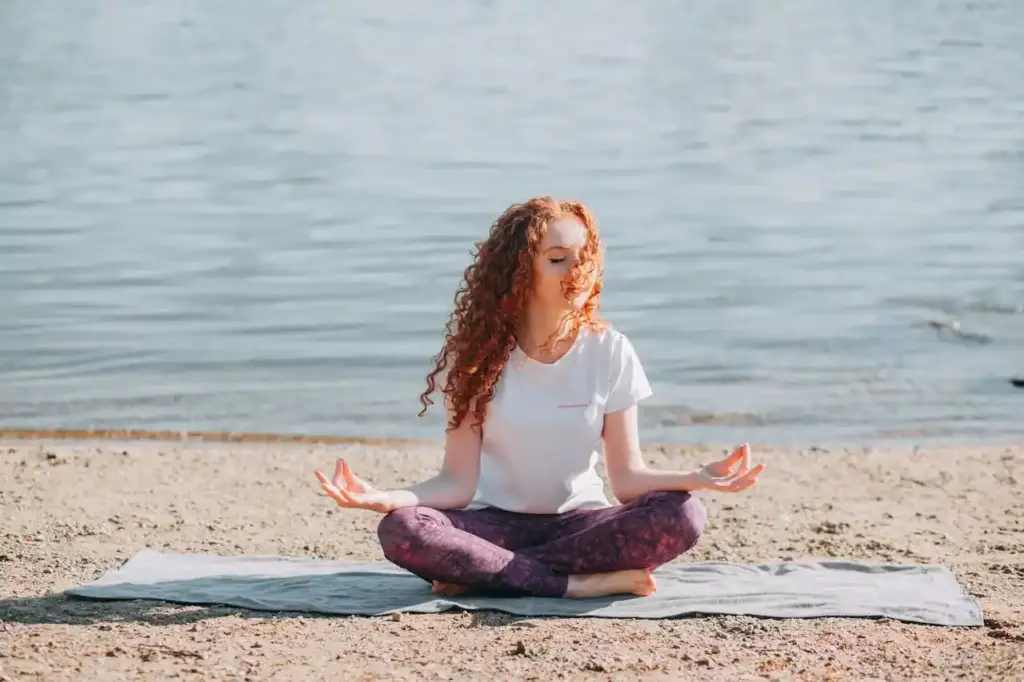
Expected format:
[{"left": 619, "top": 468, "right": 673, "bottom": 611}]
[{"left": 605, "top": 333, "right": 653, "bottom": 413}]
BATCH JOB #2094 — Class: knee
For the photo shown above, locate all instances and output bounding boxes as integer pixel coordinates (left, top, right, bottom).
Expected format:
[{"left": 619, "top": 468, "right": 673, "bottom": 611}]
[
  {"left": 376, "top": 506, "right": 438, "bottom": 563},
  {"left": 640, "top": 491, "right": 708, "bottom": 552}
]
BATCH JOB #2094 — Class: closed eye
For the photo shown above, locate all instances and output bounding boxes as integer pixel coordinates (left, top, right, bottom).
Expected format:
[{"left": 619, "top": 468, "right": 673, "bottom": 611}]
[{"left": 549, "top": 257, "right": 566, "bottom": 264}]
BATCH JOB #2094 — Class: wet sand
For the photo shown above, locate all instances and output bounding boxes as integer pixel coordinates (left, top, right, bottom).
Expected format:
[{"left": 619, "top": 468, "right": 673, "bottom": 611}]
[{"left": 1, "top": 437, "right": 1022, "bottom": 681}]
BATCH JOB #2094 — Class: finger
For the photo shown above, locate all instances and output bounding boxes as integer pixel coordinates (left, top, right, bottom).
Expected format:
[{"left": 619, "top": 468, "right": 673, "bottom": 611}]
[
  {"left": 342, "top": 460, "right": 360, "bottom": 490},
  {"left": 316, "top": 470, "right": 345, "bottom": 498},
  {"left": 332, "top": 459, "right": 345, "bottom": 489},
  {"left": 329, "top": 478, "right": 358, "bottom": 503},
  {"left": 727, "top": 443, "right": 750, "bottom": 476},
  {"left": 729, "top": 463, "right": 765, "bottom": 490},
  {"left": 720, "top": 477, "right": 753, "bottom": 489},
  {"left": 711, "top": 462, "right": 765, "bottom": 492},
  {"left": 731, "top": 473, "right": 757, "bottom": 491},
  {"left": 716, "top": 443, "right": 748, "bottom": 475},
  {"left": 716, "top": 478, "right": 753, "bottom": 493},
  {"left": 316, "top": 471, "right": 356, "bottom": 505}
]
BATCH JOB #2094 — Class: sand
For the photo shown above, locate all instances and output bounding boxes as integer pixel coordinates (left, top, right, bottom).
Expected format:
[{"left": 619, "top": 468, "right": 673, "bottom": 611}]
[{"left": 1, "top": 436, "right": 1022, "bottom": 681}]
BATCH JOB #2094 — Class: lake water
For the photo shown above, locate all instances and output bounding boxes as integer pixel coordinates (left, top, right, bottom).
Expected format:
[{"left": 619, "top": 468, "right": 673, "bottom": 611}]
[{"left": 2, "top": 0, "right": 1022, "bottom": 446}]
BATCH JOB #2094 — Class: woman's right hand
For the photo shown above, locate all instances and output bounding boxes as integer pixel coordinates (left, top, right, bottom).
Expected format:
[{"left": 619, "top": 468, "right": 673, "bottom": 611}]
[{"left": 314, "top": 459, "right": 399, "bottom": 514}]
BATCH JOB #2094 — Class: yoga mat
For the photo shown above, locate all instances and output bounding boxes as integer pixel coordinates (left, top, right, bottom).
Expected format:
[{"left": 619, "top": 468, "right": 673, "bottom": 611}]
[{"left": 66, "top": 549, "right": 983, "bottom": 626}]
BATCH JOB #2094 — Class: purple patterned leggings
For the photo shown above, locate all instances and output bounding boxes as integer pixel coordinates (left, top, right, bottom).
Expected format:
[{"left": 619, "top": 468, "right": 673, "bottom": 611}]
[{"left": 376, "top": 491, "right": 706, "bottom": 597}]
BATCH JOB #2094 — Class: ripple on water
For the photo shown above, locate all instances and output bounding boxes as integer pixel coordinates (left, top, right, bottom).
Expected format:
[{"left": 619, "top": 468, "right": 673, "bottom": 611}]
[{"left": 1, "top": 0, "right": 1023, "bottom": 443}]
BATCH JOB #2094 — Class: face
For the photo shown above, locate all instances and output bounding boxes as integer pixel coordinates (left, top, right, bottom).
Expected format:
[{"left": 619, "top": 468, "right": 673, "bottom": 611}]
[{"left": 531, "top": 216, "right": 598, "bottom": 310}]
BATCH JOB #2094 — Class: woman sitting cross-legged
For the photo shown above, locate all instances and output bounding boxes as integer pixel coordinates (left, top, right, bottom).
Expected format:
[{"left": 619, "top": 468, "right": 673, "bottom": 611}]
[{"left": 314, "top": 196, "right": 765, "bottom": 599}]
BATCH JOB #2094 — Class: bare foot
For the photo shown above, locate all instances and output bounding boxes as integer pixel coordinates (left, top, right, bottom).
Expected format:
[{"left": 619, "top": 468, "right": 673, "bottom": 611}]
[
  {"left": 431, "top": 581, "right": 471, "bottom": 597},
  {"left": 564, "top": 569, "right": 657, "bottom": 599}
]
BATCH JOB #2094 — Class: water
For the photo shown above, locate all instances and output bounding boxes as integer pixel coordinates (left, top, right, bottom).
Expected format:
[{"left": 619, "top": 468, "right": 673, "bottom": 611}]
[{"left": 2, "top": 0, "right": 1022, "bottom": 446}]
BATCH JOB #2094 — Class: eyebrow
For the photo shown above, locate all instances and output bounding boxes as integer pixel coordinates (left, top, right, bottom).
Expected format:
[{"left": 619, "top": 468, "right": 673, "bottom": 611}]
[{"left": 544, "top": 245, "right": 575, "bottom": 252}]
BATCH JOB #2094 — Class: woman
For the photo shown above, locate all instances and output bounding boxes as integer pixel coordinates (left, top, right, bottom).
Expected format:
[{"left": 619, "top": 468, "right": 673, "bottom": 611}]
[{"left": 315, "top": 196, "right": 765, "bottom": 599}]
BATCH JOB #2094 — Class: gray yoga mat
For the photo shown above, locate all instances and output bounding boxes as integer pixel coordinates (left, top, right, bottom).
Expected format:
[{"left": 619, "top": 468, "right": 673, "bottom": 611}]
[{"left": 66, "top": 549, "right": 983, "bottom": 626}]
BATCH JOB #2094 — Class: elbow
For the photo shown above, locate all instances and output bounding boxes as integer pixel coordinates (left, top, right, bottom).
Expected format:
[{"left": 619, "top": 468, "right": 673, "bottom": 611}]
[
  {"left": 451, "top": 491, "right": 475, "bottom": 509},
  {"left": 447, "top": 472, "right": 479, "bottom": 508},
  {"left": 609, "top": 469, "right": 645, "bottom": 505},
  {"left": 612, "top": 487, "right": 641, "bottom": 506}
]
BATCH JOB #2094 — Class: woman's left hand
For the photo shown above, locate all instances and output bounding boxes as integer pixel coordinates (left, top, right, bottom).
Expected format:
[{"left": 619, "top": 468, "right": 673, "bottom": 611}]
[{"left": 697, "top": 443, "right": 765, "bottom": 493}]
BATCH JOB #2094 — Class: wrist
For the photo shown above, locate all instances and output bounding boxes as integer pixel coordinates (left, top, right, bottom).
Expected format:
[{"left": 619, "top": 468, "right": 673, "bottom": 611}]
[
  {"left": 678, "top": 470, "right": 707, "bottom": 492},
  {"left": 382, "top": 489, "right": 413, "bottom": 512}
]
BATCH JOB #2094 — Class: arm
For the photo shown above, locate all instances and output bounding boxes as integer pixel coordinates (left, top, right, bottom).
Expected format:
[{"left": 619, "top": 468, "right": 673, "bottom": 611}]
[
  {"left": 388, "top": 405, "right": 482, "bottom": 510},
  {"left": 602, "top": 404, "right": 703, "bottom": 504},
  {"left": 602, "top": 405, "right": 764, "bottom": 503},
  {"left": 315, "top": 401, "right": 482, "bottom": 513},
  {"left": 600, "top": 333, "right": 763, "bottom": 502}
]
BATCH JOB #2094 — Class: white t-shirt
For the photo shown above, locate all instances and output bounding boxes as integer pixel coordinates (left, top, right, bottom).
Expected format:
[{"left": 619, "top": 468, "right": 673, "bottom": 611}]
[{"left": 466, "top": 325, "right": 653, "bottom": 514}]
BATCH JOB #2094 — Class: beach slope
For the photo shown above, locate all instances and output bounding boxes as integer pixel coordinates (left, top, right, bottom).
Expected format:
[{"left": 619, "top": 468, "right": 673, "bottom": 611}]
[{"left": 1, "top": 439, "right": 1021, "bottom": 680}]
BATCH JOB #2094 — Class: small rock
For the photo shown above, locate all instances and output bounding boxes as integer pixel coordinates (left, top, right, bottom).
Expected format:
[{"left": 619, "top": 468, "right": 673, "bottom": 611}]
[
  {"left": 813, "top": 521, "right": 850, "bottom": 535},
  {"left": 390, "top": 613, "right": 402, "bottom": 622},
  {"left": 511, "top": 619, "right": 539, "bottom": 628}
]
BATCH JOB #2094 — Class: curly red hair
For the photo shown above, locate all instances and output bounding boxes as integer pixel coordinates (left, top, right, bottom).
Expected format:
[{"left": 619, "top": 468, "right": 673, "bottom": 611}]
[{"left": 418, "top": 196, "right": 607, "bottom": 431}]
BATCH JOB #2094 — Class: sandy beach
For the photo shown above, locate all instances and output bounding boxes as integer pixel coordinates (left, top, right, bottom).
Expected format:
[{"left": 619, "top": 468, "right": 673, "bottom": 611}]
[{"left": 1, "top": 435, "right": 1021, "bottom": 681}]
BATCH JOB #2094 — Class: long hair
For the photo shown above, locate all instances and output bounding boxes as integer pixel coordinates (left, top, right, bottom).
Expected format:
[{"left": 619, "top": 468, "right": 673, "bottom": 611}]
[{"left": 418, "top": 196, "right": 606, "bottom": 431}]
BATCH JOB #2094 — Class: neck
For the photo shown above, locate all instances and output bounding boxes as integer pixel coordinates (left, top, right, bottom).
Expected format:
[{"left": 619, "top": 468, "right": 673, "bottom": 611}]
[{"left": 518, "top": 304, "right": 576, "bottom": 350}]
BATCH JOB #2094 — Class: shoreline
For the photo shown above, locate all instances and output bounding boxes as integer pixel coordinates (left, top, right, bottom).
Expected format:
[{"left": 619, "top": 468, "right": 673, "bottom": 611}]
[
  {"left": 2, "top": 437, "right": 1022, "bottom": 680},
  {"left": 0, "top": 426, "right": 432, "bottom": 447},
  {"left": 4, "top": 425, "right": 1024, "bottom": 451}
]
